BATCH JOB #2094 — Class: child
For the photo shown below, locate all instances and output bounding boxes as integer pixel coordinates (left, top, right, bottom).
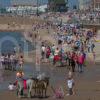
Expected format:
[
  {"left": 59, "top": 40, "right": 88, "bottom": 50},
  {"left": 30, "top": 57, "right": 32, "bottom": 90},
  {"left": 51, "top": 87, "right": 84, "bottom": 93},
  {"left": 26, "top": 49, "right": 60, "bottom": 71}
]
[
  {"left": 55, "top": 86, "right": 64, "bottom": 99},
  {"left": 16, "top": 71, "right": 24, "bottom": 78},
  {"left": 67, "top": 76, "right": 75, "bottom": 96},
  {"left": 51, "top": 86, "right": 64, "bottom": 99},
  {"left": 8, "top": 83, "right": 16, "bottom": 91}
]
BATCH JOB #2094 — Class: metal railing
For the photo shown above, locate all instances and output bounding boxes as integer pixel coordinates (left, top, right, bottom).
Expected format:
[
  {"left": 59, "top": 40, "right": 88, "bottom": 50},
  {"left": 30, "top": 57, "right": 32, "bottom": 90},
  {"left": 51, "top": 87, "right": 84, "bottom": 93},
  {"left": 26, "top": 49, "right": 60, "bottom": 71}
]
[{"left": 80, "top": 18, "right": 100, "bottom": 25}]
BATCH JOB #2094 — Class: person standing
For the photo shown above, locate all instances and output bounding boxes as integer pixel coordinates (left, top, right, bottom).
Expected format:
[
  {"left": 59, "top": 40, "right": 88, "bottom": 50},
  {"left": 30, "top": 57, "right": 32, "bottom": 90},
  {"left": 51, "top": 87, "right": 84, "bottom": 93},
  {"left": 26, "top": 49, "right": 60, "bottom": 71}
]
[
  {"left": 10, "top": 54, "right": 14, "bottom": 71},
  {"left": 71, "top": 52, "right": 76, "bottom": 72},
  {"left": 0, "top": 54, "right": 4, "bottom": 69},
  {"left": 68, "top": 52, "right": 71, "bottom": 67},
  {"left": 78, "top": 52, "right": 85, "bottom": 73},
  {"left": 13, "top": 54, "right": 18, "bottom": 71},
  {"left": 16, "top": 71, "right": 24, "bottom": 98},
  {"left": 66, "top": 75, "right": 75, "bottom": 96},
  {"left": 53, "top": 48, "right": 60, "bottom": 65},
  {"left": 41, "top": 45, "right": 46, "bottom": 59},
  {"left": 46, "top": 46, "right": 51, "bottom": 62},
  {"left": 19, "top": 56, "right": 24, "bottom": 70}
]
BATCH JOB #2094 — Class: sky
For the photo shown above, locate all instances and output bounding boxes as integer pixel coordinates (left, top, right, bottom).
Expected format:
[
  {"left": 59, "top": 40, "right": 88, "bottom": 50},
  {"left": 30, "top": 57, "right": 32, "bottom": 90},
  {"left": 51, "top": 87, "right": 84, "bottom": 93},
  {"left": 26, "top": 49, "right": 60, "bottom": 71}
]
[
  {"left": 0, "top": 0, "right": 11, "bottom": 7},
  {"left": 0, "top": 0, "right": 48, "bottom": 7}
]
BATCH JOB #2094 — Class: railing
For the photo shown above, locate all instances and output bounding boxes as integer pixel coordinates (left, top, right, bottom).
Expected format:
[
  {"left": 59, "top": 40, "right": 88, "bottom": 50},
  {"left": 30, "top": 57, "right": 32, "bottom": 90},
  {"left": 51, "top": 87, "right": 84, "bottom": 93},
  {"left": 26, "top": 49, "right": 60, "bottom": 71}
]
[{"left": 80, "top": 19, "right": 100, "bottom": 26}]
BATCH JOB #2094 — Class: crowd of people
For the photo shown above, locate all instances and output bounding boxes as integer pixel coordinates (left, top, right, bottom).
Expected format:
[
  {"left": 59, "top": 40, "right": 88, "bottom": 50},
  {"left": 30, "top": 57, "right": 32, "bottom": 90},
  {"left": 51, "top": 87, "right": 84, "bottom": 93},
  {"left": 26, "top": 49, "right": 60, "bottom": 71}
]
[
  {"left": 0, "top": 53, "right": 24, "bottom": 71},
  {"left": 0, "top": 11, "right": 98, "bottom": 98},
  {"left": 41, "top": 11, "right": 100, "bottom": 25},
  {"left": 40, "top": 21, "right": 96, "bottom": 73},
  {"left": 23, "top": 12, "right": 97, "bottom": 97}
]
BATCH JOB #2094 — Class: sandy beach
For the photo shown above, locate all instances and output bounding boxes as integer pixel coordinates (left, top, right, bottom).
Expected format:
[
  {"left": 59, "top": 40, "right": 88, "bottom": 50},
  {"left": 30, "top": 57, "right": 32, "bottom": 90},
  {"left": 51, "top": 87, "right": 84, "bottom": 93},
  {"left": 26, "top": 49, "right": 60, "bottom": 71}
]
[{"left": 0, "top": 14, "right": 100, "bottom": 100}]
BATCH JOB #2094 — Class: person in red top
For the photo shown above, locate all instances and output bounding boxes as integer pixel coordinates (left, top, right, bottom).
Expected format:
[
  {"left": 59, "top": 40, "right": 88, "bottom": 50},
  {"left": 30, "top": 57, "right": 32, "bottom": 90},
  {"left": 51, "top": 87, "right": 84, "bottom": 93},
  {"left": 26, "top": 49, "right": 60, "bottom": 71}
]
[
  {"left": 78, "top": 52, "right": 85, "bottom": 73},
  {"left": 74, "top": 53, "right": 78, "bottom": 71},
  {"left": 46, "top": 46, "right": 51, "bottom": 59},
  {"left": 46, "top": 46, "right": 51, "bottom": 62}
]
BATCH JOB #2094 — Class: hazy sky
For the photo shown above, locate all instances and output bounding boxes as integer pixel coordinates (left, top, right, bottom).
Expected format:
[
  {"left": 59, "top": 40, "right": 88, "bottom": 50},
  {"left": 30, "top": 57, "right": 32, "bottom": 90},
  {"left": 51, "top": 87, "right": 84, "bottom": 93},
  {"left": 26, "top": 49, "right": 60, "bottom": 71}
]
[
  {"left": 0, "top": 0, "right": 48, "bottom": 7},
  {"left": 0, "top": 0, "right": 10, "bottom": 7},
  {"left": 0, "top": 0, "right": 11, "bottom": 6}
]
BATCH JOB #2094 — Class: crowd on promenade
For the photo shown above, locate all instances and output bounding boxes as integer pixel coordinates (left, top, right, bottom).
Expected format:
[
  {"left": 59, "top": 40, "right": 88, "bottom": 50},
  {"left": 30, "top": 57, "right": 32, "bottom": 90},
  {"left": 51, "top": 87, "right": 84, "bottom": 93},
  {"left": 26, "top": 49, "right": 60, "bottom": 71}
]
[{"left": 42, "top": 11, "right": 100, "bottom": 24}]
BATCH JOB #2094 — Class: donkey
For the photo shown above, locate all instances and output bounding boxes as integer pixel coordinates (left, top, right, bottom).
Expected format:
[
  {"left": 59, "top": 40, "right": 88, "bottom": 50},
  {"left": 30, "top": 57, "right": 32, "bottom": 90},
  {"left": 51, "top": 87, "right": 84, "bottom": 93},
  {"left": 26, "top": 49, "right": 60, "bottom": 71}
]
[
  {"left": 34, "top": 77, "right": 49, "bottom": 97},
  {"left": 16, "top": 77, "right": 49, "bottom": 98},
  {"left": 16, "top": 78, "right": 36, "bottom": 98}
]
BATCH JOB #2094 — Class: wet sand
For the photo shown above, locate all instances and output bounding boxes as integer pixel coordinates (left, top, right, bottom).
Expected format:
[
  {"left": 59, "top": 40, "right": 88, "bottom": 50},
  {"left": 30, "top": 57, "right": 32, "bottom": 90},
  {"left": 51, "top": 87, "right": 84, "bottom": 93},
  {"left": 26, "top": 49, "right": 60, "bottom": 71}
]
[{"left": 0, "top": 62, "right": 100, "bottom": 100}]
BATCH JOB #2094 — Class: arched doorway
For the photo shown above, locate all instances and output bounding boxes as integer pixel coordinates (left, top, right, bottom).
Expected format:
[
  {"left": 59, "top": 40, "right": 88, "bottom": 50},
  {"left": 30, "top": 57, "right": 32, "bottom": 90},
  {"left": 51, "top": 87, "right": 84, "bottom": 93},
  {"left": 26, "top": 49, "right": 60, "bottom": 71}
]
[{"left": 0, "top": 36, "right": 19, "bottom": 55}]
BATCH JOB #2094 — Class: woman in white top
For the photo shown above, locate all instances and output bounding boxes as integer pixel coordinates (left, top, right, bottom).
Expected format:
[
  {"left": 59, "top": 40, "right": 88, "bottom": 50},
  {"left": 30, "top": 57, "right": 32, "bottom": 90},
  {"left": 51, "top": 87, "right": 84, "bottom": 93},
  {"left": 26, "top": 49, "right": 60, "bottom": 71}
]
[
  {"left": 0, "top": 55, "right": 4, "bottom": 69},
  {"left": 54, "top": 48, "right": 59, "bottom": 56}
]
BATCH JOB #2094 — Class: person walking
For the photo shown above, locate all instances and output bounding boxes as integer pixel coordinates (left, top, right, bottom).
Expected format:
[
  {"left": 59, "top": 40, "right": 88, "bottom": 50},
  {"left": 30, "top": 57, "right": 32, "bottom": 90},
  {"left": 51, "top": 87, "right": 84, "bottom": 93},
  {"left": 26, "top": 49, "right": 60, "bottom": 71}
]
[
  {"left": 71, "top": 52, "right": 76, "bottom": 72},
  {"left": 16, "top": 71, "right": 24, "bottom": 98},
  {"left": 78, "top": 52, "right": 85, "bottom": 73}
]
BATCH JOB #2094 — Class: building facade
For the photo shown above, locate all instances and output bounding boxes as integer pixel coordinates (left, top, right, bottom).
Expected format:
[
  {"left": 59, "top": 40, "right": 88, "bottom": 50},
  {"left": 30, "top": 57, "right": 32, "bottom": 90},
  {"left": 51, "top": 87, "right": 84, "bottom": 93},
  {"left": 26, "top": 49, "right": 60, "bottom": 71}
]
[
  {"left": 0, "top": 0, "right": 11, "bottom": 7},
  {"left": 78, "top": 0, "right": 92, "bottom": 10},
  {"left": 67, "top": 0, "right": 79, "bottom": 10},
  {"left": 48, "top": 0, "right": 67, "bottom": 12},
  {"left": 11, "top": 0, "right": 37, "bottom": 6},
  {"left": 11, "top": 0, "right": 48, "bottom": 6},
  {"left": 92, "top": 0, "right": 100, "bottom": 11}
]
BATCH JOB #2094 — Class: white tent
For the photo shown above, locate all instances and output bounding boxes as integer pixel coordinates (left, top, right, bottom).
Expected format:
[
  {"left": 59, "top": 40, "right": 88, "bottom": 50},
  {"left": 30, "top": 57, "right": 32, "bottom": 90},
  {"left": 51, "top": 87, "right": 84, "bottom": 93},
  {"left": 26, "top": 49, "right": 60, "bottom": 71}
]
[{"left": 38, "top": 5, "right": 47, "bottom": 12}]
